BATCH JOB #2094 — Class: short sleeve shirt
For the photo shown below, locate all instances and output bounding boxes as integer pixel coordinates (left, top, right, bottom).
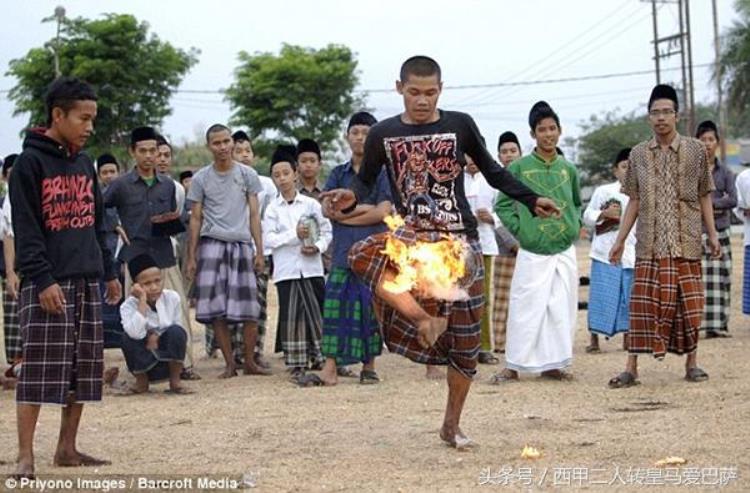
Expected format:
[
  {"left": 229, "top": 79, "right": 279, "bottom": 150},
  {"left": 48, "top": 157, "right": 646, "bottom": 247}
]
[
  {"left": 623, "top": 134, "right": 714, "bottom": 259},
  {"left": 187, "top": 162, "right": 263, "bottom": 243}
]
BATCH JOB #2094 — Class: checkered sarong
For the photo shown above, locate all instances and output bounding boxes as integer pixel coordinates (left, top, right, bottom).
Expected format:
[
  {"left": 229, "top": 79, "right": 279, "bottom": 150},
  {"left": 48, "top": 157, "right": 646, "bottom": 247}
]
[
  {"left": 701, "top": 229, "right": 732, "bottom": 332},
  {"left": 587, "top": 259, "right": 633, "bottom": 337},
  {"left": 276, "top": 277, "right": 325, "bottom": 368},
  {"left": 195, "top": 238, "right": 259, "bottom": 324},
  {"left": 744, "top": 246, "right": 750, "bottom": 315},
  {"left": 17, "top": 278, "right": 103, "bottom": 405},
  {"left": 3, "top": 285, "right": 21, "bottom": 364},
  {"left": 321, "top": 267, "right": 382, "bottom": 365},
  {"left": 491, "top": 255, "right": 515, "bottom": 351},
  {"left": 349, "top": 229, "right": 485, "bottom": 380},
  {"left": 628, "top": 258, "right": 703, "bottom": 358}
]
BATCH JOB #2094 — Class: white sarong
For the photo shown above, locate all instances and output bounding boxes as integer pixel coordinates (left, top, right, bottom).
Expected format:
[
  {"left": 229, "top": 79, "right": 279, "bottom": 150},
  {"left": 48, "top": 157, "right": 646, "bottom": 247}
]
[{"left": 505, "top": 245, "right": 578, "bottom": 373}]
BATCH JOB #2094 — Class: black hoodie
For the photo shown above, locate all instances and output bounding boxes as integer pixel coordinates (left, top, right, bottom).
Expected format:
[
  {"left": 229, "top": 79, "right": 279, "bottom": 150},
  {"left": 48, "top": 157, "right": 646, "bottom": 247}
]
[{"left": 9, "top": 130, "right": 116, "bottom": 291}]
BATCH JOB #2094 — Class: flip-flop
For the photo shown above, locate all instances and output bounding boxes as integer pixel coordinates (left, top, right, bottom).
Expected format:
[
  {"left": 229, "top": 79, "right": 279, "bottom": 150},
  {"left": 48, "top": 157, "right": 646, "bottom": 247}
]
[
  {"left": 164, "top": 387, "right": 195, "bottom": 395},
  {"left": 585, "top": 345, "right": 601, "bottom": 354},
  {"left": 336, "top": 366, "right": 357, "bottom": 378},
  {"left": 359, "top": 369, "right": 380, "bottom": 384},
  {"left": 685, "top": 367, "right": 709, "bottom": 382},
  {"left": 180, "top": 368, "right": 202, "bottom": 380},
  {"left": 478, "top": 352, "right": 500, "bottom": 365},
  {"left": 296, "top": 373, "right": 324, "bottom": 387},
  {"left": 112, "top": 386, "right": 150, "bottom": 396},
  {"left": 488, "top": 372, "right": 518, "bottom": 385},
  {"left": 608, "top": 371, "right": 640, "bottom": 389}
]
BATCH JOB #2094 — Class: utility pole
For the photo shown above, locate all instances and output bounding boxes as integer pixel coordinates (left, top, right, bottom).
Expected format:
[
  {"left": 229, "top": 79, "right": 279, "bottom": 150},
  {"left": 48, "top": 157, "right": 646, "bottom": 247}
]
[
  {"left": 645, "top": 0, "right": 695, "bottom": 133},
  {"left": 53, "top": 6, "right": 66, "bottom": 78},
  {"left": 712, "top": 0, "right": 727, "bottom": 160}
]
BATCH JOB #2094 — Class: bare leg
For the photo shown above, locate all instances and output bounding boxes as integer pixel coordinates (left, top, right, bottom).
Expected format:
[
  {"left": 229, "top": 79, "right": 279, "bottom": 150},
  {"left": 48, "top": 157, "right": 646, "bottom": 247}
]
[
  {"left": 169, "top": 362, "right": 184, "bottom": 392},
  {"left": 212, "top": 319, "right": 237, "bottom": 378},
  {"left": 16, "top": 403, "right": 41, "bottom": 477},
  {"left": 440, "top": 367, "right": 475, "bottom": 449},
  {"left": 625, "top": 353, "right": 638, "bottom": 378},
  {"left": 622, "top": 333, "right": 629, "bottom": 351},
  {"left": 375, "top": 270, "right": 446, "bottom": 348},
  {"left": 242, "top": 322, "right": 270, "bottom": 375},
  {"left": 133, "top": 374, "right": 149, "bottom": 393},
  {"left": 586, "top": 333, "right": 600, "bottom": 353},
  {"left": 362, "top": 359, "right": 375, "bottom": 372},
  {"left": 54, "top": 398, "right": 110, "bottom": 467},
  {"left": 425, "top": 364, "right": 444, "bottom": 380},
  {"left": 319, "top": 357, "right": 338, "bottom": 386}
]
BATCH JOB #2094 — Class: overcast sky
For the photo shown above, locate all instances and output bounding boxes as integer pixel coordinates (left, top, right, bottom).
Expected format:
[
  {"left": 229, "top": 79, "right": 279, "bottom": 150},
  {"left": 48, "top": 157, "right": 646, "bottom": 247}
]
[{"left": 0, "top": 0, "right": 740, "bottom": 160}]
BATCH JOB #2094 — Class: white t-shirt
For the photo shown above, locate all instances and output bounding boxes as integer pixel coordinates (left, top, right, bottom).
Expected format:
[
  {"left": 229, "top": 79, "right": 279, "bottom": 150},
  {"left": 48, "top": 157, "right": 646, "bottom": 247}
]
[
  {"left": 582, "top": 181, "right": 636, "bottom": 268},
  {"left": 734, "top": 169, "right": 750, "bottom": 246},
  {"left": 463, "top": 172, "right": 500, "bottom": 256}
]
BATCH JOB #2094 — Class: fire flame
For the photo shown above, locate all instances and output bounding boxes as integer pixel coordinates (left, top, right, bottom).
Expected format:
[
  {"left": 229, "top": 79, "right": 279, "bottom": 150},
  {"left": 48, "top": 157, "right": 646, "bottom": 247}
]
[
  {"left": 380, "top": 214, "right": 471, "bottom": 300},
  {"left": 521, "top": 445, "right": 542, "bottom": 459}
]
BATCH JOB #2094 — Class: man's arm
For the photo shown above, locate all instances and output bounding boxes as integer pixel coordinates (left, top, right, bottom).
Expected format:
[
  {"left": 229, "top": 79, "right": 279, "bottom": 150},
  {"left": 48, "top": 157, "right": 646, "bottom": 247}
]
[
  {"left": 3, "top": 233, "right": 18, "bottom": 299},
  {"left": 338, "top": 201, "right": 392, "bottom": 226},
  {"left": 608, "top": 198, "right": 639, "bottom": 264},
  {"left": 186, "top": 200, "right": 203, "bottom": 280},
  {"left": 248, "top": 193, "right": 264, "bottom": 271},
  {"left": 701, "top": 193, "right": 721, "bottom": 258}
]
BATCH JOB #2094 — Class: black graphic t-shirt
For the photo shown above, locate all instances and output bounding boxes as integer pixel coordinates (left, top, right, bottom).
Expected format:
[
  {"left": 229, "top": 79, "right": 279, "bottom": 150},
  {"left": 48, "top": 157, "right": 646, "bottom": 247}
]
[
  {"left": 352, "top": 110, "right": 539, "bottom": 235},
  {"left": 10, "top": 131, "right": 116, "bottom": 290}
]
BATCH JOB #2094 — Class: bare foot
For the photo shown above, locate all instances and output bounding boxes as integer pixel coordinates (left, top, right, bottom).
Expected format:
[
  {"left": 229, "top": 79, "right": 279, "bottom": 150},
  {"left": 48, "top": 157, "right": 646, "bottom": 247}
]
[
  {"left": 425, "top": 365, "right": 445, "bottom": 380},
  {"left": 440, "top": 425, "right": 477, "bottom": 450},
  {"left": 103, "top": 367, "right": 119, "bottom": 386},
  {"left": 14, "top": 458, "right": 34, "bottom": 479},
  {"left": 218, "top": 366, "right": 237, "bottom": 379},
  {"left": 319, "top": 365, "right": 338, "bottom": 386},
  {"left": 53, "top": 451, "right": 111, "bottom": 467},
  {"left": 243, "top": 363, "right": 271, "bottom": 376},
  {"left": 416, "top": 317, "right": 448, "bottom": 348},
  {"left": 165, "top": 385, "right": 195, "bottom": 395},
  {"left": 488, "top": 368, "right": 518, "bottom": 384}
]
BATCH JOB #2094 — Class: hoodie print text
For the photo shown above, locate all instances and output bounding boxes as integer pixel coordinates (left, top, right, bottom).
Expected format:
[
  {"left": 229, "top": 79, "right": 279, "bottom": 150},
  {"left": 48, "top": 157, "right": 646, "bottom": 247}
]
[{"left": 41, "top": 174, "right": 95, "bottom": 232}]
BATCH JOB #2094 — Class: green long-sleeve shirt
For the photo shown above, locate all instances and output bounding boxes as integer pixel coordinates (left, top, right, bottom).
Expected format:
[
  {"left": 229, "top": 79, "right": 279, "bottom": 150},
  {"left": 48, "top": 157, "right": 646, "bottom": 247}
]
[{"left": 495, "top": 152, "right": 582, "bottom": 255}]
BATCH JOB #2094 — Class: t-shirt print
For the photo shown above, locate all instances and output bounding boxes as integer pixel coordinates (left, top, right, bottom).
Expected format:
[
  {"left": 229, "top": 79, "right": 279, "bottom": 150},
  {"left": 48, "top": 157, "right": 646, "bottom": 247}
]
[
  {"left": 41, "top": 174, "right": 95, "bottom": 232},
  {"left": 384, "top": 133, "right": 463, "bottom": 231}
]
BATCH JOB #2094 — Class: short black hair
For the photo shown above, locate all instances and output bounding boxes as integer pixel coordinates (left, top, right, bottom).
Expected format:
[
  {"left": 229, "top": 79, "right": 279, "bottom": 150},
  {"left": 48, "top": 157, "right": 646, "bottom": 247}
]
[
  {"left": 179, "top": 170, "right": 193, "bottom": 182},
  {"left": 232, "top": 130, "right": 251, "bottom": 143},
  {"left": 528, "top": 101, "right": 560, "bottom": 131},
  {"left": 45, "top": 77, "right": 97, "bottom": 127},
  {"left": 400, "top": 56, "right": 441, "bottom": 83},
  {"left": 205, "top": 123, "right": 231, "bottom": 143},
  {"left": 156, "top": 134, "right": 172, "bottom": 151},
  {"left": 2, "top": 153, "right": 18, "bottom": 178},
  {"left": 696, "top": 120, "right": 720, "bottom": 141}
]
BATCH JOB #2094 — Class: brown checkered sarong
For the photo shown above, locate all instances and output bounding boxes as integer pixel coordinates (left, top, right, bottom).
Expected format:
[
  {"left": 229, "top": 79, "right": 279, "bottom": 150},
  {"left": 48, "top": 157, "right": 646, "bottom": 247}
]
[
  {"left": 491, "top": 255, "right": 516, "bottom": 351},
  {"left": 628, "top": 258, "right": 703, "bottom": 358},
  {"left": 16, "top": 278, "right": 103, "bottom": 405},
  {"left": 349, "top": 230, "right": 484, "bottom": 379}
]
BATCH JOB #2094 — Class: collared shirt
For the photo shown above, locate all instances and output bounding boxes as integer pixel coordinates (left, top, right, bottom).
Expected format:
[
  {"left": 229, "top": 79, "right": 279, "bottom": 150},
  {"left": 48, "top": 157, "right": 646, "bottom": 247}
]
[
  {"left": 707, "top": 159, "right": 736, "bottom": 232},
  {"left": 263, "top": 192, "right": 332, "bottom": 283},
  {"left": 104, "top": 169, "right": 177, "bottom": 267},
  {"left": 325, "top": 161, "right": 392, "bottom": 269},
  {"left": 100, "top": 183, "right": 121, "bottom": 261},
  {"left": 464, "top": 171, "right": 501, "bottom": 255},
  {"left": 297, "top": 181, "right": 323, "bottom": 201},
  {"left": 583, "top": 181, "right": 636, "bottom": 268},
  {"left": 733, "top": 168, "right": 750, "bottom": 246},
  {"left": 120, "top": 288, "right": 184, "bottom": 340},
  {"left": 623, "top": 134, "right": 714, "bottom": 260}
]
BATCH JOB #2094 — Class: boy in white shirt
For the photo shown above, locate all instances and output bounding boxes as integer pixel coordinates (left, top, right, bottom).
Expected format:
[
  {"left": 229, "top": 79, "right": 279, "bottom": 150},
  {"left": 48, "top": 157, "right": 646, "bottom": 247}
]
[
  {"left": 120, "top": 254, "right": 192, "bottom": 394},
  {"left": 263, "top": 150, "right": 332, "bottom": 382},
  {"left": 583, "top": 148, "right": 636, "bottom": 353}
]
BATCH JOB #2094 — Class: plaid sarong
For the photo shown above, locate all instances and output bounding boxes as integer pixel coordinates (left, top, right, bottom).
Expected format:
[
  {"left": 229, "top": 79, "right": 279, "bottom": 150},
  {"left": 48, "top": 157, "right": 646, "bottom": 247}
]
[
  {"left": 701, "top": 229, "right": 732, "bottom": 332},
  {"left": 628, "top": 258, "right": 703, "bottom": 358},
  {"left": 3, "top": 285, "right": 21, "bottom": 364},
  {"left": 321, "top": 267, "right": 382, "bottom": 365},
  {"left": 17, "top": 278, "right": 104, "bottom": 405},
  {"left": 744, "top": 245, "right": 750, "bottom": 315},
  {"left": 121, "top": 324, "right": 187, "bottom": 381},
  {"left": 276, "top": 277, "right": 325, "bottom": 368},
  {"left": 349, "top": 230, "right": 485, "bottom": 380},
  {"left": 195, "top": 238, "right": 259, "bottom": 324},
  {"left": 588, "top": 259, "right": 633, "bottom": 337},
  {"left": 491, "top": 255, "right": 515, "bottom": 352}
]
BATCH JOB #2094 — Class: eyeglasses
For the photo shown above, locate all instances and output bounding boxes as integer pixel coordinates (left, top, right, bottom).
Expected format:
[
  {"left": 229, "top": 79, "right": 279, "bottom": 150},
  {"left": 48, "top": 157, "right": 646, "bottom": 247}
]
[{"left": 648, "top": 109, "right": 676, "bottom": 118}]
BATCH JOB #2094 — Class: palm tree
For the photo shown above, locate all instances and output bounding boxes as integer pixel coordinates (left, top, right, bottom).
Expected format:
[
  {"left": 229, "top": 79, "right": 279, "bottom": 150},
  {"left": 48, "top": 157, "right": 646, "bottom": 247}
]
[{"left": 719, "top": 0, "right": 750, "bottom": 136}]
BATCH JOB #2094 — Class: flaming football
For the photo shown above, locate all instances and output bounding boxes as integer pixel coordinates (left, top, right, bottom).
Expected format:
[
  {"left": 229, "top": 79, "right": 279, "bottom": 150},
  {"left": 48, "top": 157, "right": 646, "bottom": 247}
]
[{"left": 380, "top": 215, "right": 476, "bottom": 300}]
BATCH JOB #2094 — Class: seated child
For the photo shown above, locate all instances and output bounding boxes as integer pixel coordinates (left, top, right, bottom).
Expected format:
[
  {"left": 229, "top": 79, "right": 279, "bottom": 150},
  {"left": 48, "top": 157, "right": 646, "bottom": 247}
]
[{"left": 120, "top": 254, "right": 192, "bottom": 394}]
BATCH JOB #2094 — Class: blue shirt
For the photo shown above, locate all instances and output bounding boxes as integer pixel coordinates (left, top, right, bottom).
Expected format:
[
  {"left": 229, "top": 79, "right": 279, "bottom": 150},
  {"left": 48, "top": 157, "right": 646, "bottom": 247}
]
[{"left": 325, "top": 161, "right": 392, "bottom": 269}]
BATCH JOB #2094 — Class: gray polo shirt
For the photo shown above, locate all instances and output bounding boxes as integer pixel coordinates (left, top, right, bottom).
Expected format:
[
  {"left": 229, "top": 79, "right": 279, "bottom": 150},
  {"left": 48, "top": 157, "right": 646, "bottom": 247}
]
[
  {"left": 187, "top": 162, "right": 262, "bottom": 243},
  {"left": 104, "top": 169, "right": 177, "bottom": 268}
]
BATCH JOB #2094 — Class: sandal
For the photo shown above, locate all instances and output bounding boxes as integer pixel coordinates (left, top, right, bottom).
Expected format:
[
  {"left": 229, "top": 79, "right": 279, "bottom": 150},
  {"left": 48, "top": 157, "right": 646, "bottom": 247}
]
[
  {"left": 478, "top": 351, "right": 500, "bottom": 365},
  {"left": 336, "top": 366, "right": 357, "bottom": 378},
  {"left": 288, "top": 367, "right": 305, "bottom": 381},
  {"left": 296, "top": 373, "right": 324, "bottom": 387},
  {"left": 608, "top": 371, "right": 640, "bottom": 389},
  {"left": 359, "top": 369, "right": 380, "bottom": 384},
  {"left": 585, "top": 345, "right": 601, "bottom": 354},
  {"left": 488, "top": 371, "right": 518, "bottom": 385},
  {"left": 164, "top": 387, "right": 195, "bottom": 395},
  {"left": 685, "top": 367, "right": 709, "bottom": 382},
  {"left": 540, "top": 370, "right": 573, "bottom": 381},
  {"left": 180, "top": 368, "right": 202, "bottom": 381}
]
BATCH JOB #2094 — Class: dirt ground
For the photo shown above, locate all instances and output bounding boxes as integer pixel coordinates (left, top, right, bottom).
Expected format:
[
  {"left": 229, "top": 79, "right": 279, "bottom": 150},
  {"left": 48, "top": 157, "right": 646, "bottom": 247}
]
[{"left": 1, "top": 239, "right": 749, "bottom": 492}]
